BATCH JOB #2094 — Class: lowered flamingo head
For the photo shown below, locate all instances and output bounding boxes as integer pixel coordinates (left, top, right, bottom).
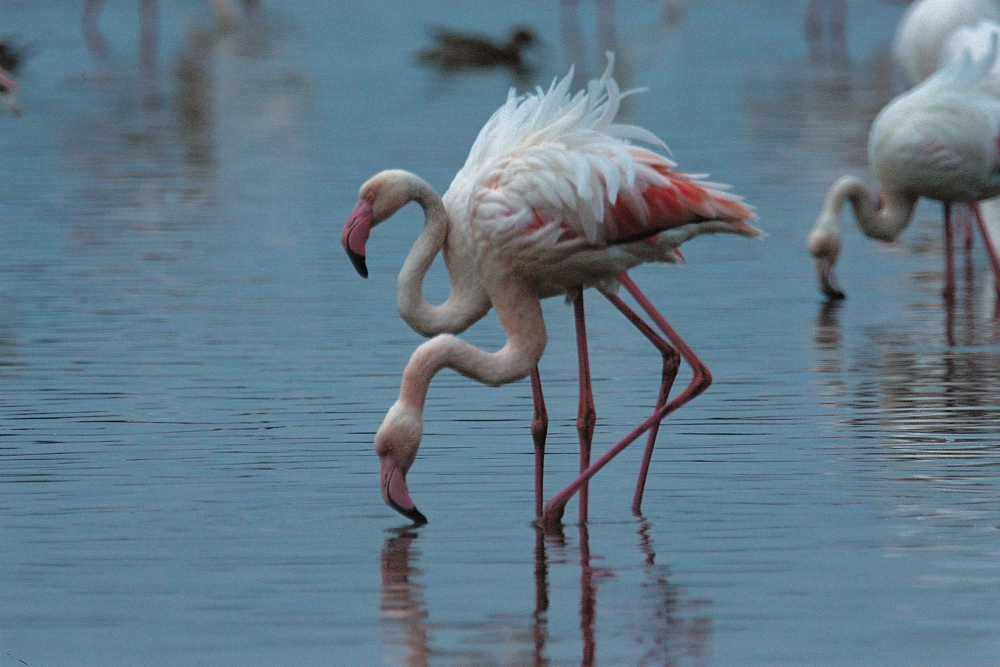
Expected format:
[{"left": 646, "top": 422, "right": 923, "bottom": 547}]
[
  {"left": 374, "top": 400, "right": 428, "bottom": 524},
  {"left": 807, "top": 213, "right": 845, "bottom": 300},
  {"left": 341, "top": 170, "right": 423, "bottom": 279}
]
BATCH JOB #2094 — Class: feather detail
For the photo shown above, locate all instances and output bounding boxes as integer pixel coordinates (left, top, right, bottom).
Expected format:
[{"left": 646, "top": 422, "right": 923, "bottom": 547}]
[{"left": 451, "top": 52, "right": 759, "bottom": 268}]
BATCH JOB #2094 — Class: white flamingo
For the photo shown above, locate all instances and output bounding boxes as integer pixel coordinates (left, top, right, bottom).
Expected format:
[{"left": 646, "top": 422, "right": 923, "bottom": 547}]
[
  {"left": 808, "top": 36, "right": 1000, "bottom": 300},
  {"left": 892, "top": 0, "right": 1000, "bottom": 85},
  {"left": 342, "top": 55, "right": 760, "bottom": 525}
]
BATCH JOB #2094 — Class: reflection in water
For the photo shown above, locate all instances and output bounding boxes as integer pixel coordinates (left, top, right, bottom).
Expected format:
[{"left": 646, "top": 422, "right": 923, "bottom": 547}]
[
  {"left": 379, "top": 522, "right": 710, "bottom": 666},
  {"left": 744, "top": 47, "right": 896, "bottom": 189},
  {"left": 380, "top": 529, "right": 431, "bottom": 667},
  {"left": 805, "top": 0, "right": 847, "bottom": 65},
  {"left": 82, "top": 0, "right": 161, "bottom": 103},
  {"left": 560, "top": 0, "right": 616, "bottom": 79},
  {"left": 813, "top": 295, "right": 1000, "bottom": 442},
  {"left": 634, "top": 519, "right": 711, "bottom": 667}
]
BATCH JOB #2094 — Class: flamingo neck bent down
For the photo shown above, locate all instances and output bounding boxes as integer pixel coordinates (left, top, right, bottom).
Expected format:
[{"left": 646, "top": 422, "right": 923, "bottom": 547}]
[
  {"left": 808, "top": 176, "right": 917, "bottom": 299},
  {"left": 810, "top": 175, "right": 917, "bottom": 248},
  {"left": 393, "top": 173, "right": 491, "bottom": 337}
]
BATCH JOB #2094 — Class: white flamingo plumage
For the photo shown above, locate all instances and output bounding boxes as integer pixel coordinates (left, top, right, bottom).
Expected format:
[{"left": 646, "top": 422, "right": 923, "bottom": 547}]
[
  {"left": 342, "top": 55, "right": 760, "bottom": 525},
  {"left": 892, "top": 0, "right": 1000, "bottom": 85},
  {"left": 808, "top": 36, "right": 1000, "bottom": 300}
]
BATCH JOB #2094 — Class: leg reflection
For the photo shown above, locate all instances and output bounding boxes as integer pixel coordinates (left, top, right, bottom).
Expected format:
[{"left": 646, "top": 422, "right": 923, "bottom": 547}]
[
  {"left": 635, "top": 517, "right": 712, "bottom": 667},
  {"left": 380, "top": 528, "right": 431, "bottom": 667},
  {"left": 533, "top": 526, "right": 551, "bottom": 666}
]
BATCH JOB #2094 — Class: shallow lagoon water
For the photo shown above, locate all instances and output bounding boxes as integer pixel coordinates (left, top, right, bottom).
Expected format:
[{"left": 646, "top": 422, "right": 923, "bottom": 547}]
[{"left": 2, "top": 1, "right": 1000, "bottom": 665}]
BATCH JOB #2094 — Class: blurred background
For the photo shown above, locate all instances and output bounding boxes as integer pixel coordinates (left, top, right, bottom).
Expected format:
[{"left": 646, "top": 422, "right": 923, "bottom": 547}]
[{"left": 2, "top": 1, "right": 999, "bottom": 665}]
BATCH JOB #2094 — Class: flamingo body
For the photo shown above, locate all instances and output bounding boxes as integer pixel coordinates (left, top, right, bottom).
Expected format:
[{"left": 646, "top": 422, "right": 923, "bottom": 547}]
[{"left": 344, "top": 55, "right": 759, "bottom": 523}]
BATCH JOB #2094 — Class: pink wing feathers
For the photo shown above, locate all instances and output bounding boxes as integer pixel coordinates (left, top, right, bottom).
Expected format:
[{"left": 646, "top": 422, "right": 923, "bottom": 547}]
[
  {"left": 457, "top": 54, "right": 759, "bottom": 259},
  {"left": 604, "top": 149, "right": 758, "bottom": 246}
]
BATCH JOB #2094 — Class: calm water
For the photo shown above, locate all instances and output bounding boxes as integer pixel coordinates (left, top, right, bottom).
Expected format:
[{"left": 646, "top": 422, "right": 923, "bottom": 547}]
[{"left": 3, "top": 1, "right": 1000, "bottom": 665}]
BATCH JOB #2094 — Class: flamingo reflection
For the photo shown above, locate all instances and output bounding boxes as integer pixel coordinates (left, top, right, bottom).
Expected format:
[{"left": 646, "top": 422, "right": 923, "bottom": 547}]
[
  {"left": 379, "top": 522, "right": 711, "bottom": 665},
  {"left": 812, "top": 286, "right": 1000, "bottom": 437},
  {"left": 380, "top": 528, "right": 431, "bottom": 666}
]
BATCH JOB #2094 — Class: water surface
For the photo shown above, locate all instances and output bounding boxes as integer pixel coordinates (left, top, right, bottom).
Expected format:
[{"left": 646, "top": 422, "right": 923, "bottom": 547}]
[{"left": 2, "top": 1, "right": 999, "bottom": 665}]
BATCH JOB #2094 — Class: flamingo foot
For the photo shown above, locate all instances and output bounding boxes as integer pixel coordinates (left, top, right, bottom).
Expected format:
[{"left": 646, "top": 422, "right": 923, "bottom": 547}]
[{"left": 540, "top": 501, "right": 565, "bottom": 528}]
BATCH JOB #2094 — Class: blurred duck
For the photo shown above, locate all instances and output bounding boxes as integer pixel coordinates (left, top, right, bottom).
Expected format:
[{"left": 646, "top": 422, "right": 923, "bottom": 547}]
[
  {"left": 416, "top": 25, "right": 538, "bottom": 77},
  {"left": 808, "top": 34, "right": 1000, "bottom": 300},
  {"left": 0, "top": 39, "right": 24, "bottom": 117}
]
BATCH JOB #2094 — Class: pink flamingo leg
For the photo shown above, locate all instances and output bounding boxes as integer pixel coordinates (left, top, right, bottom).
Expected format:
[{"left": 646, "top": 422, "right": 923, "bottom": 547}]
[
  {"left": 530, "top": 365, "right": 548, "bottom": 520},
  {"left": 574, "top": 291, "right": 597, "bottom": 524},
  {"left": 599, "top": 288, "right": 682, "bottom": 515},
  {"left": 943, "top": 202, "right": 956, "bottom": 299},
  {"left": 961, "top": 206, "right": 975, "bottom": 253},
  {"left": 972, "top": 202, "right": 1000, "bottom": 294},
  {"left": 541, "top": 272, "right": 712, "bottom": 525}
]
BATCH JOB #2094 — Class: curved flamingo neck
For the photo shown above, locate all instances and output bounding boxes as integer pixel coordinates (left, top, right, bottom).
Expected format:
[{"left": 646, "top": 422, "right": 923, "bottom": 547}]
[
  {"left": 816, "top": 176, "right": 917, "bottom": 244},
  {"left": 396, "top": 177, "right": 490, "bottom": 337},
  {"left": 398, "top": 278, "right": 546, "bottom": 412}
]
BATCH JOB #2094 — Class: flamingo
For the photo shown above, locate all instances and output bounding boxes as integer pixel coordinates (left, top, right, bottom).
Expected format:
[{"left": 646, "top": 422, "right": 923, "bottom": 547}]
[
  {"left": 892, "top": 0, "right": 1000, "bottom": 85},
  {"left": 808, "top": 36, "right": 1000, "bottom": 300},
  {"left": 342, "top": 54, "right": 760, "bottom": 525}
]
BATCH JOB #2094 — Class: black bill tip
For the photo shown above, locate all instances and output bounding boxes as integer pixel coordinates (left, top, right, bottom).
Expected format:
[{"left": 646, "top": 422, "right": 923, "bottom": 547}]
[
  {"left": 346, "top": 248, "right": 368, "bottom": 279},
  {"left": 389, "top": 499, "right": 428, "bottom": 525}
]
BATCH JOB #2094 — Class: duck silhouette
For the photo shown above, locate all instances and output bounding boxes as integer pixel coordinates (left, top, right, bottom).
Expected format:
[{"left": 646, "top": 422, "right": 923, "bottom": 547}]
[
  {"left": 416, "top": 25, "right": 538, "bottom": 77},
  {"left": 0, "top": 39, "right": 25, "bottom": 116}
]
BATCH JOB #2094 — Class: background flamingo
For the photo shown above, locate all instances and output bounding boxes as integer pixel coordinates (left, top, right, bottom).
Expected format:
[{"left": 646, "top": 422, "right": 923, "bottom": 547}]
[
  {"left": 342, "top": 55, "right": 760, "bottom": 525},
  {"left": 808, "top": 38, "right": 1000, "bottom": 300},
  {"left": 892, "top": 0, "right": 1000, "bottom": 85}
]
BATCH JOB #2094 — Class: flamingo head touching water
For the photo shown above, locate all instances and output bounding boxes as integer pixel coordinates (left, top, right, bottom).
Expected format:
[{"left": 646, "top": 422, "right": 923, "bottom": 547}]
[
  {"left": 375, "top": 400, "right": 428, "bottom": 525},
  {"left": 341, "top": 170, "right": 426, "bottom": 279},
  {"left": 807, "top": 210, "right": 845, "bottom": 300}
]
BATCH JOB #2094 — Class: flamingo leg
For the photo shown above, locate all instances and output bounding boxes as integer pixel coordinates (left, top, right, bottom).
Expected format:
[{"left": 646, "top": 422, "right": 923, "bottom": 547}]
[
  {"left": 530, "top": 365, "right": 548, "bottom": 520},
  {"left": 972, "top": 202, "right": 1000, "bottom": 295},
  {"left": 574, "top": 290, "right": 596, "bottom": 525},
  {"left": 541, "top": 272, "right": 711, "bottom": 525},
  {"left": 599, "top": 288, "right": 681, "bottom": 515},
  {"left": 943, "top": 202, "right": 956, "bottom": 299},
  {"left": 961, "top": 205, "right": 975, "bottom": 253}
]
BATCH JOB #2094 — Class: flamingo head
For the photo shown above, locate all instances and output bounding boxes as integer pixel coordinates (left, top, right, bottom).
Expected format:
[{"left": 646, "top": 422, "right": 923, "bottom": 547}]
[
  {"left": 374, "top": 400, "right": 428, "bottom": 525},
  {"left": 807, "top": 217, "right": 845, "bottom": 300},
  {"left": 341, "top": 170, "right": 421, "bottom": 279}
]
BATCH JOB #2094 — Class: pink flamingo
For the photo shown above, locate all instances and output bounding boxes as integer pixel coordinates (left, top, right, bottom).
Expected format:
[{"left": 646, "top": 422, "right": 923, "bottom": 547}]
[
  {"left": 808, "top": 36, "right": 1000, "bottom": 300},
  {"left": 343, "top": 55, "right": 760, "bottom": 525}
]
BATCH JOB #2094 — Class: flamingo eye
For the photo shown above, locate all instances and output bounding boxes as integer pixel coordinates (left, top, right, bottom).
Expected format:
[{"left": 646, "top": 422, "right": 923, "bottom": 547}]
[{"left": 364, "top": 191, "right": 376, "bottom": 203}]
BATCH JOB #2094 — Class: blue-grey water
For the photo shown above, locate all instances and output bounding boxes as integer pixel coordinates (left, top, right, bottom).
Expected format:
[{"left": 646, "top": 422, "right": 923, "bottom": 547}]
[{"left": 3, "top": 1, "right": 1000, "bottom": 665}]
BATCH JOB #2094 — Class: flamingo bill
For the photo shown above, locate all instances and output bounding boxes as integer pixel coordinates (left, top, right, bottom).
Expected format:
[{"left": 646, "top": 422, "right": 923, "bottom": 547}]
[
  {"left": 379, "top": 455, "right": 428, "bottom": 525},
  {"left": 341, "top": 199, "right": 374, "bottom": 278}
]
